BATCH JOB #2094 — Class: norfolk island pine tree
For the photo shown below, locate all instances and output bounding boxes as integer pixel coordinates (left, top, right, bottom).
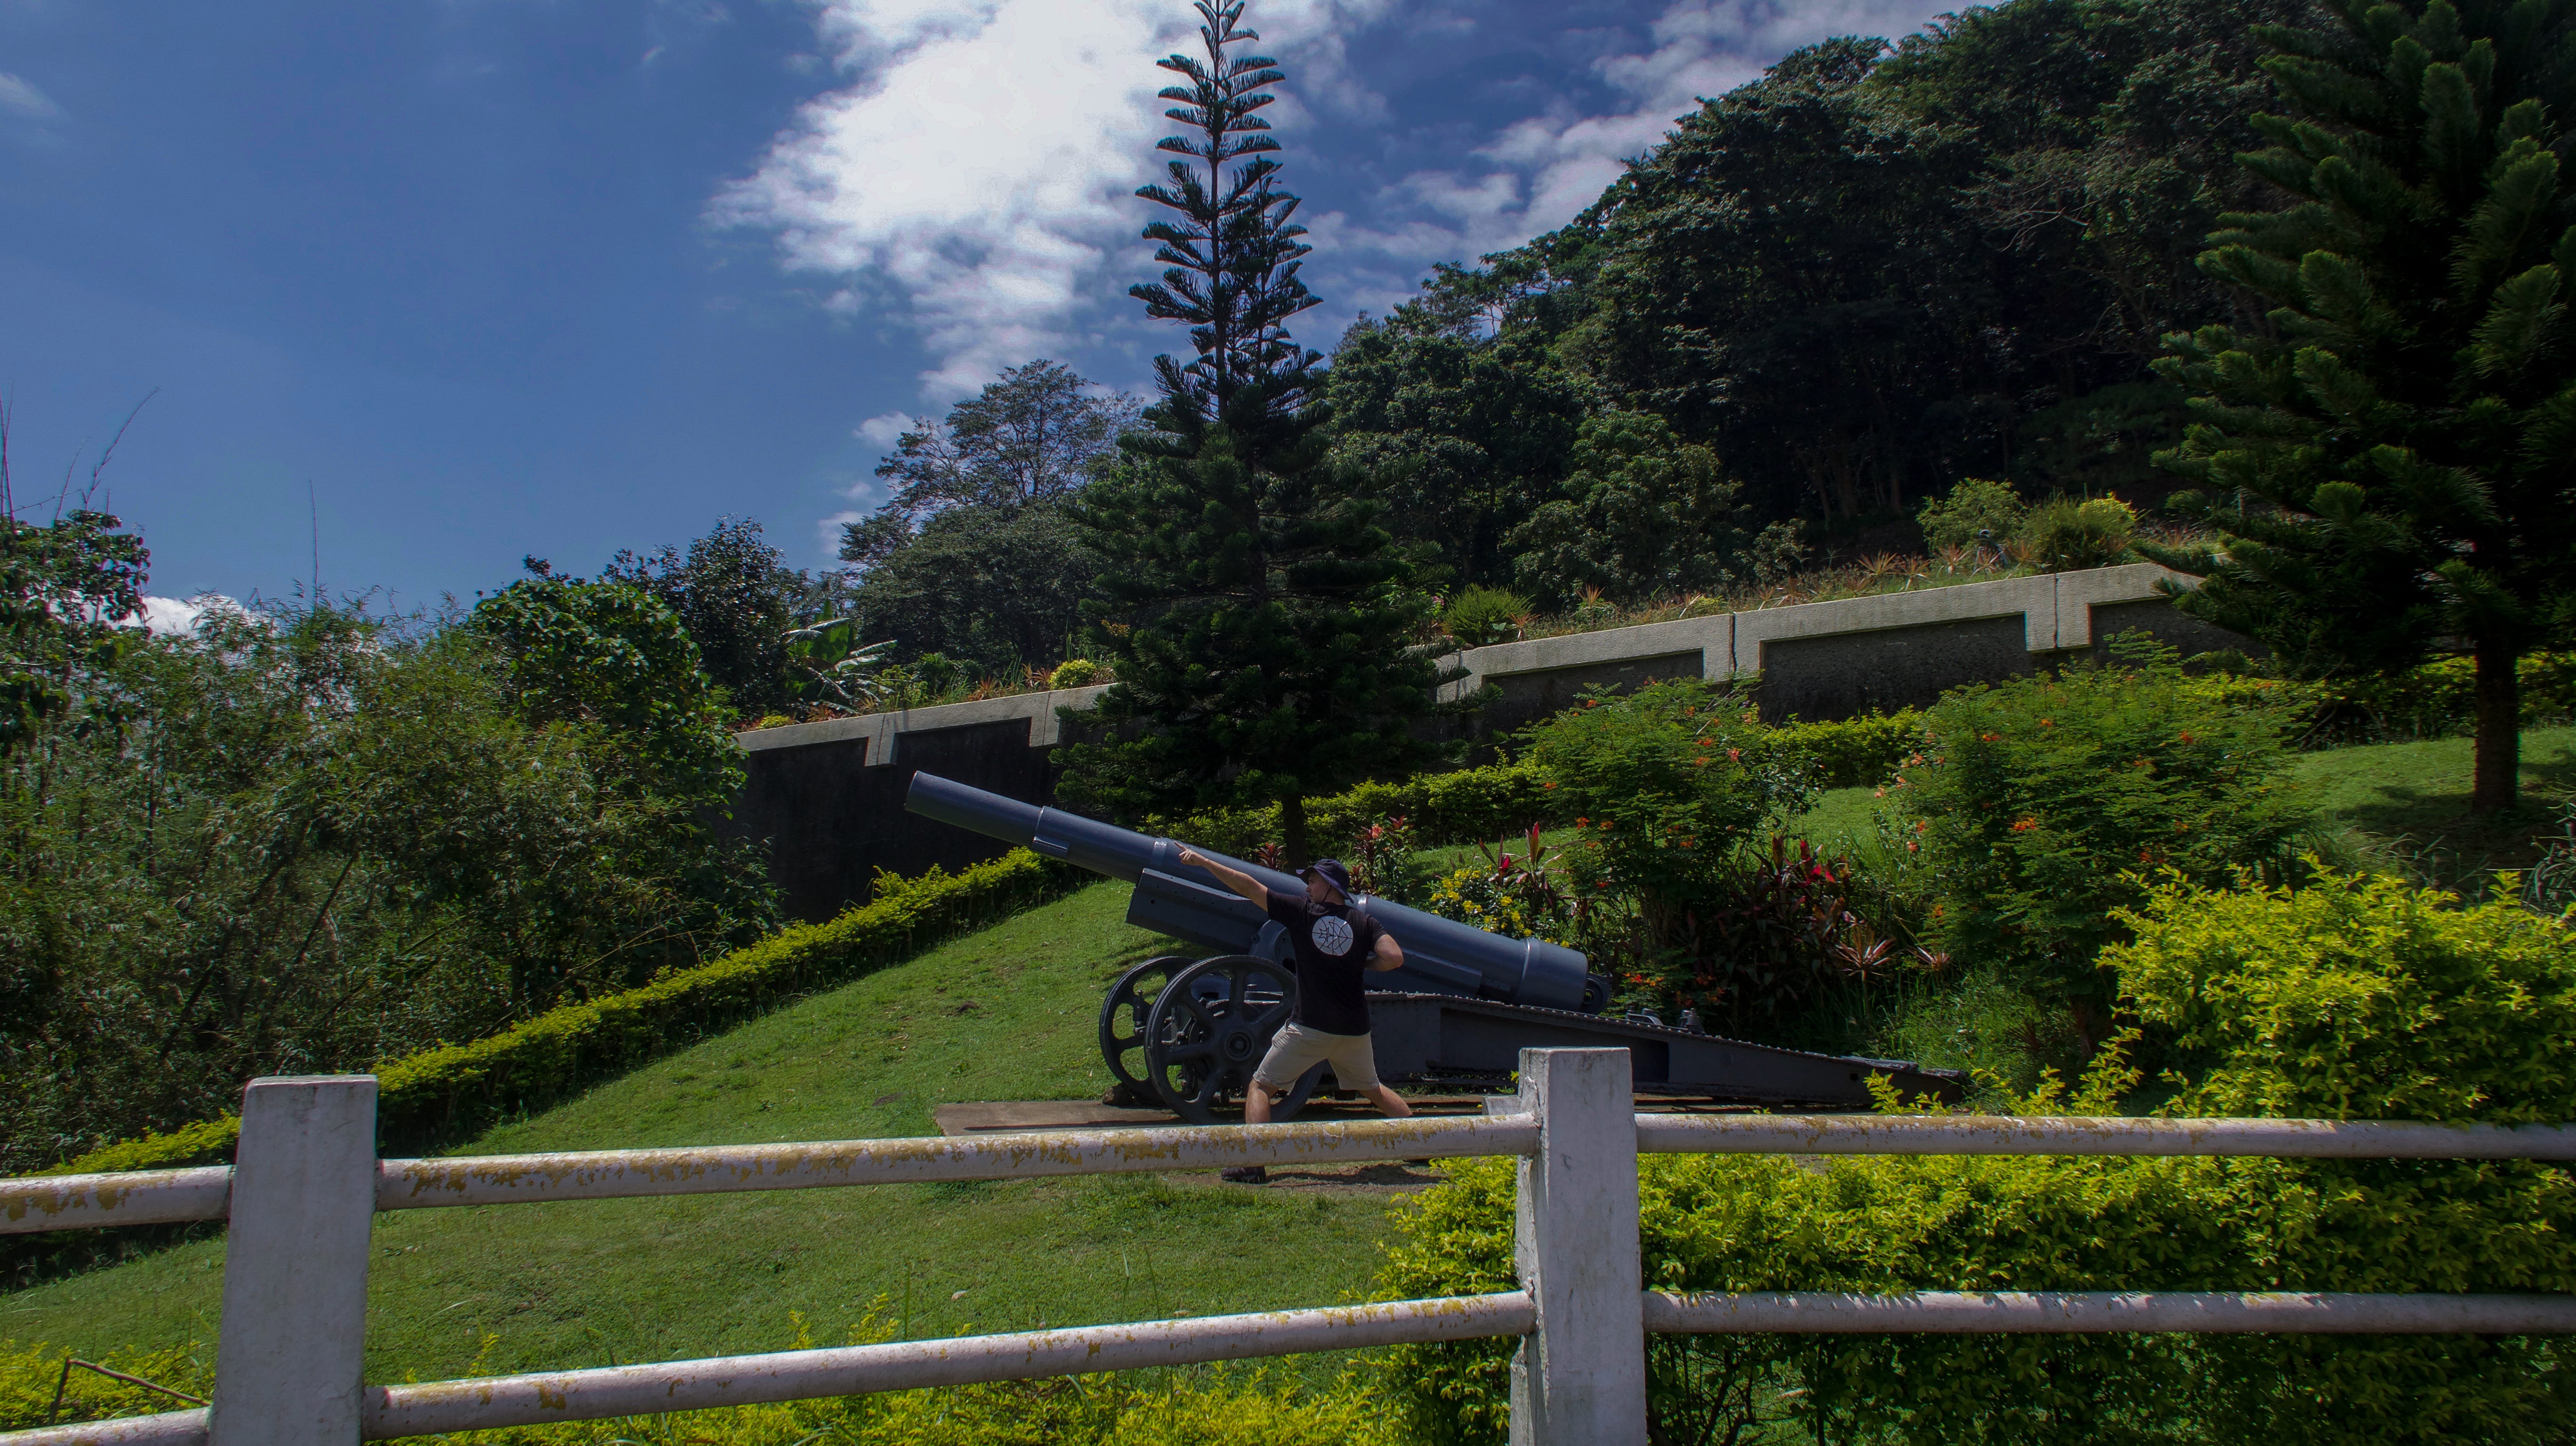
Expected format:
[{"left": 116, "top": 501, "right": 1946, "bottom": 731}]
[
  {"left": 1057, "top": 0, "right": 1451, "bottom": 863},
  {"left": 2146, "top": 0, "right": 2576, "bottom": 813}
]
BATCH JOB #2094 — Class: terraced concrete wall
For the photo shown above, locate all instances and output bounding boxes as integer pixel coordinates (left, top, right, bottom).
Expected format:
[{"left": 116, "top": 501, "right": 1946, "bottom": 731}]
[{"left": 730, "top": 563, "right": 2241, "bottom": 919}]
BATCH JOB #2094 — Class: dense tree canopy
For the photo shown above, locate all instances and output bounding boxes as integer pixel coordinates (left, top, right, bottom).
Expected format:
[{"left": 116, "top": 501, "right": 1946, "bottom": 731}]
[
  {"left": 840, "top": 362, "right": 1129, "bottom": 680},
  {"left": 1329, "top": 0, "right": 2309, "bottom": 558},
  {"left": 2148, "top": 0, "right": 2576, "bottom": 812}
]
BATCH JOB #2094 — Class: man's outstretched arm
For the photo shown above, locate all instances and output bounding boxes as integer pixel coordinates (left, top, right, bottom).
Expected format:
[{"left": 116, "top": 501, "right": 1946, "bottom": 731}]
[{"left": 1177, "top": 848, "right": 1268, "bottom": 908}]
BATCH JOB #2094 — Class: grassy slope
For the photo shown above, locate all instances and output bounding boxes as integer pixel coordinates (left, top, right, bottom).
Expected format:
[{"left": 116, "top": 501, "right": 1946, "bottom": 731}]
[{"left": 0, "top": 883, "right": 1421, "bottom": 1384}]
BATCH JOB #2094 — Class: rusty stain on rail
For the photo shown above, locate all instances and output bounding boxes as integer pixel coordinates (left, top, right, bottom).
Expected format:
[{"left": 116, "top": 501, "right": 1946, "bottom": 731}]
[{"left": 0, "top": 1168, "right": 231, "bottom": 1233}]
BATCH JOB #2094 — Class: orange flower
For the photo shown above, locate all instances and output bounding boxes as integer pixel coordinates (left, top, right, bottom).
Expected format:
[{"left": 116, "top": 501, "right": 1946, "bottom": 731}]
[
  {"left": 1726, "top": 748, "right": 1741, "bottom": 761},
  {"left": 2039, "top": 718, "right": 2053, "bottom": 727},
  {"left": 2010, "top": 817, "right": 2039, "bottom": 832},
  {"left": 1576, "top": 817, "right": 1590, "bottom": 826},
  {"left": 1542, "top": 781, "right": 1558, "bottom": 790},
  {"left": 2178, "top": 730, "right": 2196, "bottom": 744}
]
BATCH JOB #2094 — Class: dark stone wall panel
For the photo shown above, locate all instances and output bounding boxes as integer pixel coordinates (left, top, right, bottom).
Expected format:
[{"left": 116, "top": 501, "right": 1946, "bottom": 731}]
[
  {"left": 725, "top": 722, "right": 1059, "bottom": 923},
  {"left": 1478, "top": 651, "right": 1707, "bottom": 736},
  {"left": 1753, "top": 617, "right": 2034, "bottom": 721}
]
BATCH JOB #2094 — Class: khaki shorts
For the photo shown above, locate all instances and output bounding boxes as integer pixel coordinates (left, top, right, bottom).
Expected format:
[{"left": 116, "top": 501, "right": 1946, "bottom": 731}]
[{"left": 1252, "top": 1021, "right": 1381, "bottom": 1092}]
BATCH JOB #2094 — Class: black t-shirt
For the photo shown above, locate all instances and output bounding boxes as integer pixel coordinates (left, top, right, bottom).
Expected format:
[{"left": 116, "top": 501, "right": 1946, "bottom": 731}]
[{"left": 1264, "top": 892, "right": 1385, "bottom": 1037}]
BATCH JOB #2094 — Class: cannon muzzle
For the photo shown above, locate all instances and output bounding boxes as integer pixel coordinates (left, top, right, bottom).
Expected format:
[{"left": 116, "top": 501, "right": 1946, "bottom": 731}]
[{"left": 904, "top": 772, "right": 1598, "bottom": 1013}]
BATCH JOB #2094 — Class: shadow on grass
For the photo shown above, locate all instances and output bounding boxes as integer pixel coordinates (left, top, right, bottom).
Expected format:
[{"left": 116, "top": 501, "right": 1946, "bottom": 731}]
[{"left": 2303, "top": 728, "right": 2576, "bottom": 885}]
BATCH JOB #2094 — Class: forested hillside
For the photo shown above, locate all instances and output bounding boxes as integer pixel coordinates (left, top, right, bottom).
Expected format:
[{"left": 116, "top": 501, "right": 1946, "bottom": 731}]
[{"left": 837, "top": 0, "right": 2307, "bottom": 668}]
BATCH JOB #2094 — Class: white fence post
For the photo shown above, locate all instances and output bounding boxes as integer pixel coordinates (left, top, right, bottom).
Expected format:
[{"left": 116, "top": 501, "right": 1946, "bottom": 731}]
[
  {"left": 1509, "top": 1047, "right": 1647, "bottom": 1446},
  {"left": 209, "top": 1075, "right": 378, "bottom": 1446}
]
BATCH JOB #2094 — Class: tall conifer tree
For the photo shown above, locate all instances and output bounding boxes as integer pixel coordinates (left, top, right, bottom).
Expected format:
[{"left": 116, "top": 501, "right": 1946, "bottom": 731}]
[
  {"left": 2148, "top": 0, "right": 2576, "bottom": 812},
  {"left": 1058, "top": 0, "right": 1440, "bottom": 862}
]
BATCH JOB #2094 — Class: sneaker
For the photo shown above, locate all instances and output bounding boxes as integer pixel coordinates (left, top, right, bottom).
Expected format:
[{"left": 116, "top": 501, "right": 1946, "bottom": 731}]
[{"left": 1220, "top": 1165, "right": 1268, "bottom": 1184}]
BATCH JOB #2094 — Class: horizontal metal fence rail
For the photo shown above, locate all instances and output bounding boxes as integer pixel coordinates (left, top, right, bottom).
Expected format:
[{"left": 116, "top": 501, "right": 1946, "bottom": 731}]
[
  {"left": 366, "top": 1293, "right": 1536, "bottom": 1439},
  {"left": 21, "top": 1113, "right": 2573, "bottom": 1235},
  {"left": 1642, "top": 1290, "right": 2576, "bottom": 1334},
  {"left": 1634, "top": 1113, "right": 2576, "bottom": 1159},
  {"left": 7, "top": 1056, "right": 2576, "bottom": 1446}
]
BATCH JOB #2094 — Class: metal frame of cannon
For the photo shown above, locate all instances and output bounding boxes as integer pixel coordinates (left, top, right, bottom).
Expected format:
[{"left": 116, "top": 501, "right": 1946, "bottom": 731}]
[{"left": 906, "top": 771, "right": 1964, "bottom": 1121}]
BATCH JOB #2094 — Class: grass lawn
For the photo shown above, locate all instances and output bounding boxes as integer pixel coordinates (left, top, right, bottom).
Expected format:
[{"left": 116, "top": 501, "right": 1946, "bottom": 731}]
[{"left": 0, "top": 882, "right": 1432, "bottom": 1386}]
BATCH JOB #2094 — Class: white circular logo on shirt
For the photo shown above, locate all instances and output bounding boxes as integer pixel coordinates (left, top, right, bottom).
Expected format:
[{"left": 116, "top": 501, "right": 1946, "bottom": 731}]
[{"left": 1311, "top": 914, "right": 1355, "bottom": 957}]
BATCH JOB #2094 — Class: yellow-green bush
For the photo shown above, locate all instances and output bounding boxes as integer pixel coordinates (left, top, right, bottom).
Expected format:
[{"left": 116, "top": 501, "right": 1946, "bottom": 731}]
[
  {"left": 1380, "top": 870, "right": 2576, "bottom": 1445},
  {"left": 0, "top": 1339, "right": 209, "bottom": 1432},
  {"left": 1767, "top": 708, "right": 1923, "bottom": 787},
  {"left": 43, "top": 850, "right": 1076, "bottom": 1177},
  {"left": 1, "top": 1325, "right": 1387, "bottom": 1446}
]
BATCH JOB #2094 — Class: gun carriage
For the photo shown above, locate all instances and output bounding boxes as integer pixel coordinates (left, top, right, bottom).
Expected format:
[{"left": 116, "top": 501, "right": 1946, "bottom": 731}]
[{"left": 907, "top": 772, "right": 1964, "bottom": 1122}]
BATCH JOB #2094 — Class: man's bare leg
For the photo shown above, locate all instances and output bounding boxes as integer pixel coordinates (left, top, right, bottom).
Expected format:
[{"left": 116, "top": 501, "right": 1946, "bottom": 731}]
[
  {"left": 1362, "top": 1084, "right": 1412, "bottom": 1118},
  {"left": 1225, "top": 1083, "right": 1279, "bottom": 1183}
]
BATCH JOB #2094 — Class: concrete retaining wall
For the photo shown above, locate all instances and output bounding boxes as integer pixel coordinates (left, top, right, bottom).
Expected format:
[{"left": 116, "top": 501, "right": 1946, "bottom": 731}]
[{"left": 730, "top": 563, "right": 2240, "bottom": 919}]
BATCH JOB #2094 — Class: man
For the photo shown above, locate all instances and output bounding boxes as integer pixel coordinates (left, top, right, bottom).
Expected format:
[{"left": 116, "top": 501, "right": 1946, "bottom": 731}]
[{"left": 1174, "top": 848, "right": 1411, "bottom": 1184}]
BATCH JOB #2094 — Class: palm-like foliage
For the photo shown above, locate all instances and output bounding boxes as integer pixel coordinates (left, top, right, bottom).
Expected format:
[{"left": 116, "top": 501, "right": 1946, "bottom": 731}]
[{"left": 2149, "top": 0, "right": 2576, "bottom": 811}]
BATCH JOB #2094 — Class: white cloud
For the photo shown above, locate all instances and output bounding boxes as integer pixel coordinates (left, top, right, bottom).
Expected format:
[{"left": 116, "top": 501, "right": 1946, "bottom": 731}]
[
  {"left": 815, "top": 508, "right": 868, "bottom": 560},
  {"left": 0, "top": 73, "right": 62, "bottom": 120},
  {"left": 855, "top": 411, "right": 914, "bottom": 447},
  {"left": 715, "top": 0, "right": 1394, "bottom": 399},
  {"left": 125, "top": 594, "right": 247, "bottom": 637}
]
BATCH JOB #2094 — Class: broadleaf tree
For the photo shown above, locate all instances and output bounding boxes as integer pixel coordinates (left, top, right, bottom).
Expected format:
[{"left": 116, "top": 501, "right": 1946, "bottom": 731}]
[
  {"left": 1058, "top": 0, "right": 1444, "bottom": 863},
  {"left": 2145, "top": 0, "right": 2576, "bottom": 812}
]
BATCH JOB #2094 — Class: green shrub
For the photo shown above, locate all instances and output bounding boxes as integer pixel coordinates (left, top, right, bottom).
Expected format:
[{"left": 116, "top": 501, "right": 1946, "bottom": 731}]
[
  {"left": 1144, "top": 760, "right": 1562, "bottom": 857},
  {"left": 1441, "top": 586, "right": 1528, "bottom": 647},
  {"left": 1915, "top": 475, "right": 2026, "bottom": 552},
  {"left": 911, "top": 651, "right": 963, "bottom": 699},
  {"left": 2019, "top": 494, "right": 2137, "bottom": 571},
  {"left": 1048, "top": 658, "right": 1100, "bottom": 689},
  {"left": 1899, "top": 638, "right": 2310, "bottom": 1047},
  {"left": 1381, "top": 872, "right": 2576, "bottom": 1445},
  {"left": 39, "top": 850, "right": 1075, "bottom": 1178},
  {"left": 1768, "top": 708, "right": 1924, "bottom": 787},
  {"left": 0, "top": 1327, "right": 1387, "bottom": 1444},
  {"left": 2312, "top": 650, "right": 2576, "bottom": 740}
]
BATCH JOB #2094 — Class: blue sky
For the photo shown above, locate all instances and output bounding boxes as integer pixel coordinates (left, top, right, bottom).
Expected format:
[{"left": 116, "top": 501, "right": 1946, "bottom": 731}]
[{"left": 0, "top": 0, "right": 1948, "bottom": 609}]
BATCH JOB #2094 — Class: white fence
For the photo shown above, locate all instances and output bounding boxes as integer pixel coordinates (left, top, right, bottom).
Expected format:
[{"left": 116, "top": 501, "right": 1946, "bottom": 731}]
[{"left": 8, "top": 1046, "right": 2576, "bottom": 1446}]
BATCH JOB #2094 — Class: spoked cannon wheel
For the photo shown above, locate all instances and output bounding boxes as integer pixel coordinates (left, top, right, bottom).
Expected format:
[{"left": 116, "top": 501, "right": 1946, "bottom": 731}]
[
  {"left": 1098, "top": 955, "right": 1194, "bottom": 1100},
  {"left": 1140, "top": 955, "right": 1325, "bottom": 1125}
]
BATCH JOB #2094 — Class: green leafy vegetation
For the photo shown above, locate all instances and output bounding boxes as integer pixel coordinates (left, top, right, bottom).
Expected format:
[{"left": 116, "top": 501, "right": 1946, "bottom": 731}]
[
  {"left": 2, "top": 575, "right": 777, "bottom": 1178},
  {"left": 2, "top": 884, "right": 1422, "bottom": 1396},
  {"left": 2148, "top": 0, "right": 2576, "bottom": 814},
  {"left": 1381, "top": 869, "right": 2576, "bottom": 1445},
  {"left": 1894, "top": 641, "right": 2313, "bottom": 1052}
]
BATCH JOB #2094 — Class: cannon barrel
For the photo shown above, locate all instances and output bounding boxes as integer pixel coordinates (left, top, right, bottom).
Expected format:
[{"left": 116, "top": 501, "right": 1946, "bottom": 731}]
[{"left": 906, "top": 772, "right": 1598, "bottom": 1013}]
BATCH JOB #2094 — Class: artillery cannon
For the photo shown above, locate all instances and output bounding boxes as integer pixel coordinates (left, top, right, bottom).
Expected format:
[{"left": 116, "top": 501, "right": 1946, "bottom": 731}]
[{"left": 906, "top": 772, "right": 1964, "bottom": 1121}]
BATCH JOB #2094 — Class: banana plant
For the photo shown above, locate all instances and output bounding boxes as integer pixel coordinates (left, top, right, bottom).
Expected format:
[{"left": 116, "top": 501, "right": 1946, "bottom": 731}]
[{"left": 782, "top": 618, "right": 898, "bottom": 708}]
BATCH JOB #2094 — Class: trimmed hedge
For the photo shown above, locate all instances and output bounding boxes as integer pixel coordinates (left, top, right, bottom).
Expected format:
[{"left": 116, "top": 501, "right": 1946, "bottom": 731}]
[
  {"left": 1144, "top": 761, "right": 1562, "bottom": 855},
  {"left": 1768, "top": 709, "right": 1924, "bottom": 787},
  {"left": 42, "top": 849, "right": 1078, "bottom": 1178},
  {"left": 1143, "top": 712, "right": 1922, "bottom": 857}
]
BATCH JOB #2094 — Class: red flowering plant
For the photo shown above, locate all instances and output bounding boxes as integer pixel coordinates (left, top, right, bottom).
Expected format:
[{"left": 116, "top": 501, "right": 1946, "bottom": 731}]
[
  {"left": 1516, "top": 678, "right": 1819, "bottom": 989},
  {"left": 1893, "top": 635, "right": 2309, "bottom": 1056},
  {"left": 1643, "top": 835, "right": 1946, "bottom": 1032},
  {"left": 1345, "top": 812, "right": 1428, "bottom": 904}
]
